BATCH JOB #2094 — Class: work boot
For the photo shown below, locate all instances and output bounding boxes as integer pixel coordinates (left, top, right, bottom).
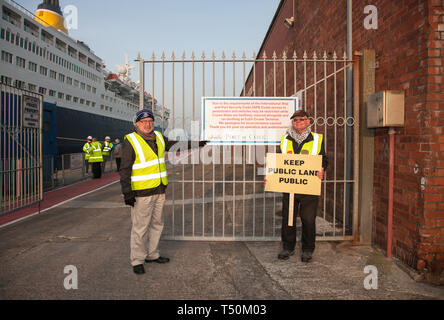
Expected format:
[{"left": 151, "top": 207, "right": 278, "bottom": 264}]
[
  {"left": 278, "top": 249, "right": 295, "bottom": 260},
  {"left": 145, "top": 256, "right": 170, "bottom": 264},
  {"left": 133, "top": 264, "right": 145, "bottom": 274},
  {"left": 301, "top": 251, "right": 313, "bottom": 262}
]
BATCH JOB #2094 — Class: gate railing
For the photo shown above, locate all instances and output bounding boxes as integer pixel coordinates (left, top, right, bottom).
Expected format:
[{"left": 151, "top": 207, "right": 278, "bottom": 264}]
[
  {"left": 136, "top": 51, "right": 358, "bottom": 241},
  {"left": 1, "top": 83, "right": 43, "bottom": 215}
]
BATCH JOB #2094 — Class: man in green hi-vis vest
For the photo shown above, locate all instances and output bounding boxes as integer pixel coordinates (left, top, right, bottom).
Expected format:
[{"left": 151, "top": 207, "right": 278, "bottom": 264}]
[
  {"left": 120, "top": 109, "right": 207, "bottom": 275},
  {"left": 277, "top": 110, "right": 328, "bottom": 263}
]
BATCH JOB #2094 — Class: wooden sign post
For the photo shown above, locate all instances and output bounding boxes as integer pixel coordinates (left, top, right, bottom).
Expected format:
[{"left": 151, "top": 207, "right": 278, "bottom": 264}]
[{"left": 265, "top": 153, "right": 322, "bottom": 226}]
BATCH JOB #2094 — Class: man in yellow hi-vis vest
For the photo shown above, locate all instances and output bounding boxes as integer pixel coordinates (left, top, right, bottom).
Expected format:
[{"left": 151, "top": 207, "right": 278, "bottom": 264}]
[
  {"left": 277, "top": 110, "right": 328, "bottom": 263},
  {"left": 88, "top": 137, "right": 103, "bottom": 179},
  {"left": 102, "top": 136, "right": 113, "bottom": 172},
  {"left": 82, "top": 136, "right": 92, "bottom": 174},
  {"left": 120, "top": 109, "right": 206, "bottom": 274}
]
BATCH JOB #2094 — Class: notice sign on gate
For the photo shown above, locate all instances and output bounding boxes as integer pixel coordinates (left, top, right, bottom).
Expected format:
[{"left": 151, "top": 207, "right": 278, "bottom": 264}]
[
  {"left": 201, "top": 97, "right": 297, "bottom": 144},
  {"left": 22, "top": 95, "right": 40, "bottom": 128},
  {"left": 265, "top": 153, "right": 322, "bottom": 196}
]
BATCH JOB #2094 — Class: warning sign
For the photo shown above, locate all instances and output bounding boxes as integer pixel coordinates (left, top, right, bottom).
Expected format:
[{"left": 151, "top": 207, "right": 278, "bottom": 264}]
[
  {"left": 201, "top": 97, "right": 297, "bottom": 144},
  {"left": 22, "top": 95, "right": 40, "bottom": 128},
  {"left": 265, "top": 153, "right": 322, "bottom": 196}
]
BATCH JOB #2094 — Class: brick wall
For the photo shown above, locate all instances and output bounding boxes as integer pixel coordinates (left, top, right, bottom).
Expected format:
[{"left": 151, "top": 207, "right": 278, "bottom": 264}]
[{"left": 244, "top": 0, "right": 443, "bottom": 283}]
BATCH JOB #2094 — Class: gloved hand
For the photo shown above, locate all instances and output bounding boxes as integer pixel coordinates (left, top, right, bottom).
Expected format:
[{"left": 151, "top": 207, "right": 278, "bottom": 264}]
[
  {"left": 199, "top": 140, "right": 209, "bottom": 147},
  {"left": 124, "top": 193, "right": 136, "bottom": 207}
]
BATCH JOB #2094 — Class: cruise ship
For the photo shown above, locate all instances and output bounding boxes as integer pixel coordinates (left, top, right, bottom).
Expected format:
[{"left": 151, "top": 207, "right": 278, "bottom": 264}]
[{"left": 0, "top": 0, "right": 169, "bottom": 156}]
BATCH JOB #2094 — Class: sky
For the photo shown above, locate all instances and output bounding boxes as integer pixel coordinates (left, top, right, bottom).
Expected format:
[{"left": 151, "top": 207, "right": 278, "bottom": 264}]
[
  {"left": 21, "top": 0, "right": 280, "bottom": 78},
  {"left": 18, "top": 0, "right": 281, "bottom": 130}
]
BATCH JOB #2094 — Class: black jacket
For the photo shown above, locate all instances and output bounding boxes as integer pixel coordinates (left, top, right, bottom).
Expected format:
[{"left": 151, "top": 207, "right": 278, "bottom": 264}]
[
  {"left": 120, "top": 132, "right": 205, "bottom": 199},
  {"left": 279, "top": 132, "right": 328, "bottom": 169}
]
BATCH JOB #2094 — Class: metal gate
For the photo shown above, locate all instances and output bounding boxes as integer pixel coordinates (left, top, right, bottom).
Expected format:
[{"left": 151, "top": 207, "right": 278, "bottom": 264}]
[
  {"left": 1, "top": 83, "right": 43, "bottom": 215},
  {"left": 137, "top": 50, "right": 359, "bottom": 241}
]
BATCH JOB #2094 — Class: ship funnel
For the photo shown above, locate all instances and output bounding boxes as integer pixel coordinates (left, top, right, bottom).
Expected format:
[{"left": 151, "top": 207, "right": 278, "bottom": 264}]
[{"left": 35, "top": 0, "right": 68, "bottom": 34}]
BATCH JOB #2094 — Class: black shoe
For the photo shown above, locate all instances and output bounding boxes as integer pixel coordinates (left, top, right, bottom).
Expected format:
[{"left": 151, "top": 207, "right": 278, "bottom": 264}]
[
  {"left": 145, "top": 256, "right": 170, "bottom": 264},
  {"left": 301, "top": 251, "right": 313, "bottom": 262},
  {"left": 278, "top": 249, "right": 295, "bottom": 260},
  {"left": 133, "top": 264, "right": 145, "bottom": 274}
]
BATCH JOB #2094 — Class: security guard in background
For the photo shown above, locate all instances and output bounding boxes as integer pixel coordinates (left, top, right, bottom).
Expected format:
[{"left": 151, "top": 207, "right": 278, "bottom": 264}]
[
  {"left": 88, "top": 137, "right": 103, "bottom": 179},
  {"left": 83, "top": 136, "right": 92, "bottom": 174},
  {"left": 277, "top": 110, "right": 328, "bottom": 263},
  {"left": 102, "top": 136, "right": 113, "bottom": 172}
]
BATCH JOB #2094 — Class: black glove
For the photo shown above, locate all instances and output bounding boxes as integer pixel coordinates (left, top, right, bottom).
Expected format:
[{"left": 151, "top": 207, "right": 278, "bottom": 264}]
[
  {"left": 199, "top": 140, "right": 209, "bottom": 147},
  {"left": 125, "top": 198, "right": 136, "bottom": 207},
  {"left": 124, "top": 193, "right": 136, "bottom": 207}
]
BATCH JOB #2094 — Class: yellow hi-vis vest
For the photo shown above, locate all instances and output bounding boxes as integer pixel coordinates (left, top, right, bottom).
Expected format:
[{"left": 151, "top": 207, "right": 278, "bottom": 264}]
[
  {"left": 88, "top": 142, "right": 103, "bottom": 162},
  {"left": 125, "top": 131, "right": 168, "bottom": 191},
  {"left": 102, "top": 141, "right": 113, "bottom": 156},
  {"left": 280, "top": 132, "right": 323, "bottom": 155},
  {"left": 83, "top": 142, "right": 91, "bottom": 160}
]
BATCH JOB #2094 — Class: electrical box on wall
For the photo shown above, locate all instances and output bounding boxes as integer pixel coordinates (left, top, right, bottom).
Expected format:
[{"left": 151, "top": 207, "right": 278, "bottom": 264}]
[{"left": 367, "top": 90, "right": 405, "bottom": 128}]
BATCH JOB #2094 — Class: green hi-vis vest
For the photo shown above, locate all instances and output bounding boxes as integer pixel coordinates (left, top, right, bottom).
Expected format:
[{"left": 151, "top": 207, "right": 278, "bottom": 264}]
[
  {"left": 280, "top": 132, "right": 323, "bottom": 155},
  {"left": 83, "top": 142, "right": 91, "bottom": 159},
  {"left": 125, "top": 131, "right": 168, "bottom": 191},
  {"left": 88, "top": 142, "right": 103, "bottom": 162},
  {"left": 102, "top": 141, "right": 113, "bottom": 156}
]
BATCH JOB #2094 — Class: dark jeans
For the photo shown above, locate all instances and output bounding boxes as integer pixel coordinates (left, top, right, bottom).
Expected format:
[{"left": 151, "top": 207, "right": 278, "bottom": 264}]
[
  {"left": 115, "top": 158, "right": 121, "bottom": 172},
  {"left": 84, "top": 160, "right": 90, "bottom": 173},
  {"left": 281, "top": 193, "right": 319, "bottom": 253},
  {"left": 92, "top": 162, "right": 102, "bottom": 179}
]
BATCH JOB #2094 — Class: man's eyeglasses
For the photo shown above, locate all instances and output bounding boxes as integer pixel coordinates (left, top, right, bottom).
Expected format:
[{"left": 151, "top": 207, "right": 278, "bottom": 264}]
[{"left": 292, "top": 118, "right": 308, "bottom": 122}]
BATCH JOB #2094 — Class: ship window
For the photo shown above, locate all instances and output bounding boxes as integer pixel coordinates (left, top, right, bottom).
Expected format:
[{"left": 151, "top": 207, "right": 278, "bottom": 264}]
[
  {"left": 74, "top": 79, "right": 79, "bottom": 87},
  {"left": 15, "top": 34, "right": 19, "bottom": 46},
  {"left": 39, "top": 66, "right": 47, "bottom": 76},
  {"left": 91, "top": 102, "right": 96, "bottom": 107},
  {"left": 10, "top": 32, "right": 14, "bottom": 43},
  {"left": 86, "top": 100, "right": 90, "bottom": 106},
  {"left": 80, "top": 82, "right": 85, "bottom": 90},
  {"left": 28, "top": 83, "right": 36, "bottom": 92},
  {"left": 5, "top": 29, "right": 9, "bottom": 41},
  {"left": 58, "top": 92, "right": 64, "bottom": 99},
  {"left": 68, "top": 46, "right": 77, "bottom": 59},
  {"left": 38, "top": 87, "right": 46, "bottom": 95},
  {"left": 49, "top": 90, "right": 55, "bottom": 97},
  {"left": 66, "top": 77, "right": 72, "bottom": 85},
  {"left": 14, "top": 80, "right": 25, "bottom": 89},
  {"left": 80, "top": 99, "right": 84, "bottom": 104},
  {"left": 79, "top": 52, "right": 87, "bottom": 64},
  {"left": 2, "top": 6, "right": 21, "bottom": 28},
  {"left": 58, "top": 73, "right": 65, "bottom": 82},
  {"left": 56, "top": 38, "right": 67, "bottom": 53},
  {"left": 1, "top": 50, "right": 13, "bottom": 64},
  {"left": 73, "top": 97, "right": 78, "bottom": 103},
  {"left": 16, "top": 56, "right": 25, "bottom": 68},
  {"left": 92, "top": 87, "right": 96, "bottom": 94},
  {"left": 28, "top": 61, "right": 37, "bottom": 72},
  {"left": 32, "top": 42, "right": 36, "bottom": 53},
  {"left": 49, "top": 70, "right": 57, "bottom": 79},
  {"left": 66, "top": 95, "right": 71, "bottom": 101},
  {"left": 1, "top": 75, "right": 12, "bottom": 85},
  {"left": 1, "top": 28, "right": 4, "bottom": 39},
  {"left": 24, "top": 19, "right": 39, "bottom": 38},
  {"left": 41, "top": 30, "right": 53, "bottom": 46},
  {"left": 87, "top": 85, "right": 91, "bottom": 92},
  {"left": 27, "top": 41, "right": 31, "bottom": 51}
]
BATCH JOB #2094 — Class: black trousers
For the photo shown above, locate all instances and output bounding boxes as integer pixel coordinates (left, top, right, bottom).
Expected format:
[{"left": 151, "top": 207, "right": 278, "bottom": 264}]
[
  {"left": 92, "top": 162, "right": 102, "bottom": 179},
  {"left": 115, "top": 158, "right": 121, "bottom": 172},
  {"left": 281, "top": 193, "right": 319, "bottom": 253}
]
